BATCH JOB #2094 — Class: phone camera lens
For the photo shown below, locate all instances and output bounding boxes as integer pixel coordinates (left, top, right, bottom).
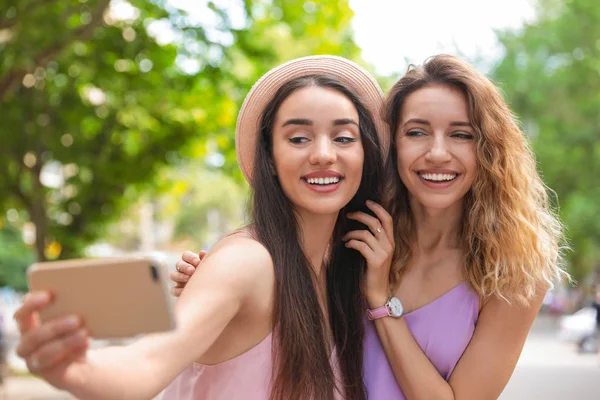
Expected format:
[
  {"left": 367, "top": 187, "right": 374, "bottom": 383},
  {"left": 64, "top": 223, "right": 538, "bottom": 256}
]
[{"left": 150, "top": 264, "right": 159, "bottom": 281}]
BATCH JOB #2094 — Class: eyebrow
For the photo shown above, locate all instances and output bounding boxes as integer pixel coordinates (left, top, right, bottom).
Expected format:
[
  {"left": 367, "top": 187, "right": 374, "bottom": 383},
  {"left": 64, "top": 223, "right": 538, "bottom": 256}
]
[
  {"left": 333, "top": 118, "right": 359, "bottom": 127},
  {"left": 282, "top": 118, "right": 312, "bottom": 127},
  {"left": 403, "top": 118, "right": 472, "bottom": 128},
  {"left": 282, "top": 118, "right": 359, "bottom": 127}
]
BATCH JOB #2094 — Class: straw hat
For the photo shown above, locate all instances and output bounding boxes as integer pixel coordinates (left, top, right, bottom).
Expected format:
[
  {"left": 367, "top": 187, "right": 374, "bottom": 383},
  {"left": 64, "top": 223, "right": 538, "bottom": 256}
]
[{"left": 235, "top": 55, "right": 389, "bottom": 185}]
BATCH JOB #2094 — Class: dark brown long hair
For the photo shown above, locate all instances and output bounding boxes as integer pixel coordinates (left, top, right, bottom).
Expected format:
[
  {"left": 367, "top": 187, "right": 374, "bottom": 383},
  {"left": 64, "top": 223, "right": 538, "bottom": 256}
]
[{"left": 250, "top": 75, "right": 384, "bottom": 400}]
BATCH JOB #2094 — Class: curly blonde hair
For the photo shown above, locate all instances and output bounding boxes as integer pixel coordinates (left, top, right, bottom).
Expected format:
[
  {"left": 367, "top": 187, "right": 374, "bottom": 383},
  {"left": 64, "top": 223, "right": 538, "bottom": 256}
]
[{"left": 383, "top": 54, "right": 567, "bottom": 304}]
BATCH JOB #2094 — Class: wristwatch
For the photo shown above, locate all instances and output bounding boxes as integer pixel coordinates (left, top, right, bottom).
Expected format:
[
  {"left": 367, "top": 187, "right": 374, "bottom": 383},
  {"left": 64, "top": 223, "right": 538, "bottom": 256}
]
[{"left": 367, "top": 296, "right": 404, "bottom": 320}]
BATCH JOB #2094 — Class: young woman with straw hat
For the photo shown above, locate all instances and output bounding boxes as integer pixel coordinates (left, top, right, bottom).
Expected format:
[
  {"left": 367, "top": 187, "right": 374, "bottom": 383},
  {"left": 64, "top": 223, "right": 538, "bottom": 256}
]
[{"left": 12, "top": 55, "right": 390, "bottom": 400}]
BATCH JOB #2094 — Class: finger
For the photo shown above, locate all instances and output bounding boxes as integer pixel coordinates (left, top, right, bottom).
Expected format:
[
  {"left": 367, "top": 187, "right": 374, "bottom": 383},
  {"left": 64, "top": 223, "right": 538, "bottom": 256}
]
[
  {"left": 347, "top": 211, "right": 385, "bottom": 239},
  {"left": 344, "top": 228, "right": 393, "bottom": 253},
  {"left": 170, "top": 287, "right": 183, "bottom": 297},
  {"left": 343, "top": 230, "right": 379, "bottom": 252},
  {"left": 14, "top": 292, "right": 52, "bottom": 335},
  {"left": 17, "top": 315, "right": 81, "bottom": 359},
  {"left": 175, "top": 260, "right": 195, "bottom": 276},
  {"left": 198, "top": 250, "right": 207, "bottom": 261},
  {"left": 169, "top": 271, "right": 190, "bottom": 284},
  {"left": 344, "top": 239, "right": 375, "bottom": 259},
  {"left": 182, "top": 250, "right": 201, "bottom": 267},
  {"left": 366, "top": 200, "right": 394, "bottom": 242},
  {"left": 30, "top": 342, "right": 89, "bottom": 375},
  {"left": 30, "top": 328, "right": 89, "bottom": 372}
]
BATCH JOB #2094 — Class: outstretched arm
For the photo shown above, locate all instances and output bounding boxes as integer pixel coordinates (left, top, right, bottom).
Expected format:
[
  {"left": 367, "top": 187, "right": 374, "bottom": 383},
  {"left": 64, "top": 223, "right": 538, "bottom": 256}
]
[{"left": 16, "top": 236, "right": 272, "bottom": 400}]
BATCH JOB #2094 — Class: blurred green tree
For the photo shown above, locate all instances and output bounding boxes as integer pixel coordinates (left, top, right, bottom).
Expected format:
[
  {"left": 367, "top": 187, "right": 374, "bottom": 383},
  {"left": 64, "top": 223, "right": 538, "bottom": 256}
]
[
  {"left": 0, "top": 0, "right": 363, "bottom": 272},
  {"left": 0, "top": 221, "right": 33, "bottom": 291},
  {"left": 493, "top": 0, "right": 600, "bottom": 282}
]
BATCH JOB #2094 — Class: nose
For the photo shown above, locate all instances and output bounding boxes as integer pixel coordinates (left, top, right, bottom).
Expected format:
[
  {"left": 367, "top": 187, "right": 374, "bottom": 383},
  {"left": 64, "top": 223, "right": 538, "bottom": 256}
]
[
  {"left": 424, "top": 135, "right": 451, "bottom": 164},
  {"left": 309, "top": 136, "right": 337, "bottom": 165}
]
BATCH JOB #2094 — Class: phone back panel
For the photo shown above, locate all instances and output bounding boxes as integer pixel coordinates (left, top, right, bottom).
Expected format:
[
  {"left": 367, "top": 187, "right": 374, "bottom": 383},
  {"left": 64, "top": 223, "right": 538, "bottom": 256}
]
[{"left": 27, "top": 258, "right": 175, "bottom": 339}]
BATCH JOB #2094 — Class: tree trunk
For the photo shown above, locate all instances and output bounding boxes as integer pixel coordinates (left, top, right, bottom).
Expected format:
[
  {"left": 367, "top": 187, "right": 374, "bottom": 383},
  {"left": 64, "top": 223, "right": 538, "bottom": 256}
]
[
  {"left": 29, "top": 201, "right": 47, "bottom": 262},
  {"left": 29, "top": 162, "right": 47, "bottom": 262}
]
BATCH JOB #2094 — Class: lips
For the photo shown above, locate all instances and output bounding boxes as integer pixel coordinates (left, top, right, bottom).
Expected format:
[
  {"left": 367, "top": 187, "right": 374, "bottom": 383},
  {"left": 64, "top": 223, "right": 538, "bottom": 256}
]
[
  {"left": 301, "top": 170, "right": 343, "bottom": 193},
  {"left": 303, "top": 170, "right": 343, "bottom": 179},
  {"left": 416, "top": 169, "right": 460, "bottom": 189}
]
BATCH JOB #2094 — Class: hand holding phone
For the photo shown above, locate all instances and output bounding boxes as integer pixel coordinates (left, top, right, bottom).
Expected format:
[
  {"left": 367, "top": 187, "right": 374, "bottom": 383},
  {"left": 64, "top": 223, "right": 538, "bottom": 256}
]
[{"left": 27, "top": 257, "right": 175, "bottom": 339}]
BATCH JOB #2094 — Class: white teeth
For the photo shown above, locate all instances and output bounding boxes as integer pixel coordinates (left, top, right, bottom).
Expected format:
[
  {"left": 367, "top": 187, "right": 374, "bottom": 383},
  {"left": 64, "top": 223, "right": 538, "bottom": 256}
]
[
  {"left": 306, "top": 177, "right": 340, "bottom": 185},
  {"left": 420, "top": 173, "right": 457, "bottom": 182}
]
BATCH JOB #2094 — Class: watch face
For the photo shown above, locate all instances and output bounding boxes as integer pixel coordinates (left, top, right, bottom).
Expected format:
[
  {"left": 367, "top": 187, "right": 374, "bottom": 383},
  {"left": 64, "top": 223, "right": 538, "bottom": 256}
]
[{"left": 388, "top": 297, "right": 403, "bottom": 317}]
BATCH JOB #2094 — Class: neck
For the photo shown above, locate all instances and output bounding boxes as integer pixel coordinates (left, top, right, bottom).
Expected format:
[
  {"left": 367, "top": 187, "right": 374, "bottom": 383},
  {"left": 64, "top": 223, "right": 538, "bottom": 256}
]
[
  {"left": 295, "top": 210, "right": 338, "bottom": 279},
  {"left": 410, "top": 197, "right": 463, "bottom": 254}
]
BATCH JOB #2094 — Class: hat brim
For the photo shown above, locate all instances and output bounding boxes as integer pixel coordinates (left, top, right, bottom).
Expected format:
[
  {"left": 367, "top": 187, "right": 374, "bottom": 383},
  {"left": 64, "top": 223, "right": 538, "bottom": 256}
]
[{"left": 236, "top": 55, "right": 390, "bottom": 185}]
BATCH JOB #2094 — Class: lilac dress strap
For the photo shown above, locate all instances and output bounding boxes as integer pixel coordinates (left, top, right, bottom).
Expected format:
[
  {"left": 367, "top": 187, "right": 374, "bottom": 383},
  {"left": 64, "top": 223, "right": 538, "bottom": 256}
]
[{"left": 363, "top": 282, "right": 480, "bottom": 399}]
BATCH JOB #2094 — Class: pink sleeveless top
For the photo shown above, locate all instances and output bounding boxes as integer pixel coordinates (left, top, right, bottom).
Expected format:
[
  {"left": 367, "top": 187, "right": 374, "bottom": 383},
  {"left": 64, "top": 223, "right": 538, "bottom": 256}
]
[{"left": 160, "top": 333, "right": 344, "bottom": 400}]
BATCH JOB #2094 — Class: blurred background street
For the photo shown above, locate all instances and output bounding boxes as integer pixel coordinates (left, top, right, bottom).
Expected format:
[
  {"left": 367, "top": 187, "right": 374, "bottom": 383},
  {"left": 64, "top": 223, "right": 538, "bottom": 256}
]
[{"left": 500, "top": 315, "right": 600, "bottom": 400}]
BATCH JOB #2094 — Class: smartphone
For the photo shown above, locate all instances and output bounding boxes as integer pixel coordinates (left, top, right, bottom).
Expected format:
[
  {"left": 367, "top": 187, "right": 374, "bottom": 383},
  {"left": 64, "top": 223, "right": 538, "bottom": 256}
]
[{"left": 27, "top": 257, "right": 176, "bottom": 339}]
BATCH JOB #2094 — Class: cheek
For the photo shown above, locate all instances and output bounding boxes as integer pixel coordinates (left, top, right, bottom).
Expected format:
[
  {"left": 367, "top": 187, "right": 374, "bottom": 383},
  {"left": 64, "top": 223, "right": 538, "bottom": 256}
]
[
  {"left": 355, "top": 150, "right": 365, "bottom": 175},
  {"left": 345, "top": 146, "right": 364, "bottom": 178},
  {"left": 395, "top": 143, "right": 413, "bottom": 176},
  {"left": 272, "top": 143, "right": 296, "bottom": 176},
  {"left": 461, "top": 146, "right": 477, "bottom": 176},
  {"left": 458, "top": 146, "right": 477, "bottom": 189}
]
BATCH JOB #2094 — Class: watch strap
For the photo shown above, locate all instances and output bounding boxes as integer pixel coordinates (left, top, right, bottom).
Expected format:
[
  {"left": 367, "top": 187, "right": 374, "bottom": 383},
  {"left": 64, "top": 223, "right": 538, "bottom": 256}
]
[{"left": 366, "top": 303, "right": 390, "bottom": 320}]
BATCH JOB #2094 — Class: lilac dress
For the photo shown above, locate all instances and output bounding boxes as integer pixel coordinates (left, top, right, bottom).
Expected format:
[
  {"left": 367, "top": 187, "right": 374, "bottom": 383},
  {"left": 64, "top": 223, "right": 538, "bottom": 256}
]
[{"left": 364, "top": 281, "right": 480, "bottom": 399}]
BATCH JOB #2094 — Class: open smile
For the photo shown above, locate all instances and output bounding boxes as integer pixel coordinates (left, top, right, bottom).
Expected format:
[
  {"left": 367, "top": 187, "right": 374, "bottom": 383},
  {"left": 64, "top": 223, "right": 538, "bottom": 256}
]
[
  {"left": 301, "top": 171, "right": 344, "bottom": 193},
  {"left": 416, "top": 170, "right": 460, "bottom": 189}
]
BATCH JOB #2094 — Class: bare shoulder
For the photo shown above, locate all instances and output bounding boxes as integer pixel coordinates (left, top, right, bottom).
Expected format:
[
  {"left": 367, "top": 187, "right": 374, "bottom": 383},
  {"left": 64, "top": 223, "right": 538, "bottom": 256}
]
[
  {"left": 197, "top": 231, "right": 274, "bottom": 292},
  {"left": 479, "top": 285, "right": 547, "bottom": 320}
]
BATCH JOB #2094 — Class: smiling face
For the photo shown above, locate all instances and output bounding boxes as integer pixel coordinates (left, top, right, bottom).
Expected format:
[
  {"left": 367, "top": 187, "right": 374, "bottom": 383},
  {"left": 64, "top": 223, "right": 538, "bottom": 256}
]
[
  {"left": 396, "top": 84, "right": 477, "bottom": 212},
  {"left": 271, "top": 85, "right": 364, "bottom": 218}
]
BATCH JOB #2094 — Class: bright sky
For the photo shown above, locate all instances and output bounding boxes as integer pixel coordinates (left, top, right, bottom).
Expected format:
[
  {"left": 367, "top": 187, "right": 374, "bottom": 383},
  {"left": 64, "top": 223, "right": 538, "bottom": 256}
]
[
  {"left": 349, "top": 0, "right": 537, "bottom": 75},
  {"left": 153, "top": 0, "right": 537, "bottom": 75}
]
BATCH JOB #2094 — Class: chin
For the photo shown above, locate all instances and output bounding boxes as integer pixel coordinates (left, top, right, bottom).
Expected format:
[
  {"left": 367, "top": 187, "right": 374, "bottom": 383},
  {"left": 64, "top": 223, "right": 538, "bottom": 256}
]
[
  {"left": 298, "top": 199, "right": 351, "bottom": 216},
  {"left": 415, "top": 195, "right": 462, "bottom": 211}
]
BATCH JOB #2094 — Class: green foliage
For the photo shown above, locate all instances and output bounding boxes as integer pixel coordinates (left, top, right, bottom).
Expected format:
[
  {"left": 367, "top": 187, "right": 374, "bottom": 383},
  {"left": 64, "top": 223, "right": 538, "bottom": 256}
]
[
  {"left": 166, "top": 166, "right": 247, "bottom": 248},
  {"left": 493, "top": 0, "right": 600, "bottom": 281},
  {"left": 0, "top": 0, "right": 364, "bottom": 278},
  {"left": 0, "top": 222, "right": 34, "bottom": 291}
]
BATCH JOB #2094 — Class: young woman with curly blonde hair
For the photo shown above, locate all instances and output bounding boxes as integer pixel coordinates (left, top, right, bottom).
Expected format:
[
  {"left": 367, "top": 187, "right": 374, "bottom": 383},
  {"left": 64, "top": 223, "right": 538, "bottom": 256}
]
[{"left": 173, "top": 54, "right": 567, "bottom": 399}]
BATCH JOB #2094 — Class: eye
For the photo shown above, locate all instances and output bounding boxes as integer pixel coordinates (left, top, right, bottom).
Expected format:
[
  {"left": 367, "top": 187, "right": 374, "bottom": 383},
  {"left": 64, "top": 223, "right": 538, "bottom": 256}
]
[
  {"left": 334, "top": 136, "right": 356, "bottom": 144},
  {"left": 288, "top": 137, "right": 309, "bottom": 144},
  {"left": 451, "top": 132, "right": 474, "bottom": 140},
  {"left": 405, "top": 130, "right": 426, "bottom": 137}
]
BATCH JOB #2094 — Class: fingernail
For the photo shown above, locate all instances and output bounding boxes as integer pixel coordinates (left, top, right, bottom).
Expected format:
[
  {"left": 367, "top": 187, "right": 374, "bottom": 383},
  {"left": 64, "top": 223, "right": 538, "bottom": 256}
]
[
  {"left": 366, "top": 200, "right": 374, "bottom": 205},
  {"left": 64, "top": 316, "right": 80, "bottom": 328},
  {"left": 75, "top": 328, "right": 87, "bottom": 340},
  {"left": 32, "top": 292, "right": 50, "bottom": 304}
]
